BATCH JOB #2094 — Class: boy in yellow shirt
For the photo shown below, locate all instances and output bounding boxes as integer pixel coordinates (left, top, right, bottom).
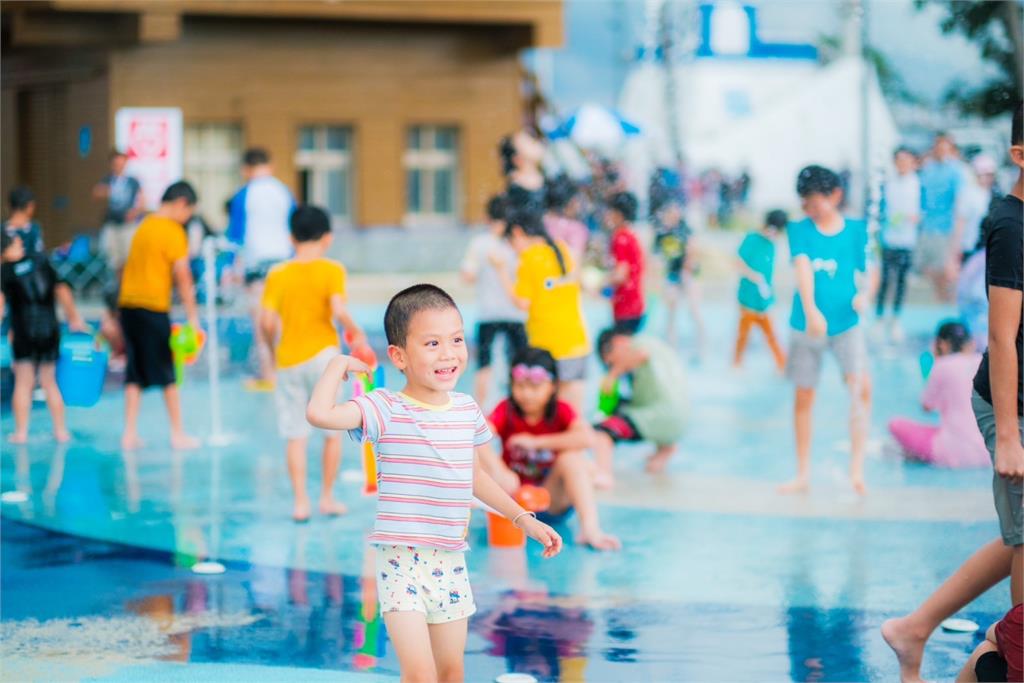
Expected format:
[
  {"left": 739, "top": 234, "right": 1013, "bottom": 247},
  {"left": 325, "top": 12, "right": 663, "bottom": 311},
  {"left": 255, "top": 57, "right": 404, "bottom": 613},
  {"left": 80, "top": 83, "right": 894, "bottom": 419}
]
[
  {"left": 118, "top": 181, "right": 201, "bottom": 451},
  {"left": 260, "top": 205, "right": 365, "bottom": 522}
]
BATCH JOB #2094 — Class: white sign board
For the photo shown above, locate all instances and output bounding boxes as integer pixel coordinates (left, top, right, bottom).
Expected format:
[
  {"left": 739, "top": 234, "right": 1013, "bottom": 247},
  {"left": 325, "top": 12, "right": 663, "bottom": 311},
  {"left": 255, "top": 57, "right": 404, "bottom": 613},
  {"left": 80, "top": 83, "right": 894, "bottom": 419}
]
[{"left": 115, "top": 107, "right": 183, "bottom": 211}]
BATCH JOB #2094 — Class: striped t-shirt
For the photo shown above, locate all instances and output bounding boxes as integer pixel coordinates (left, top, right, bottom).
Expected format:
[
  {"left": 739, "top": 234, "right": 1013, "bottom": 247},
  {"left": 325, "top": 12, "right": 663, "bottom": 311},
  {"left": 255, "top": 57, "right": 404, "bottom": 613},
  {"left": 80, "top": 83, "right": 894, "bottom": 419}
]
[{"left": 351, "top": 389, "right": 492, "bottom": 551}]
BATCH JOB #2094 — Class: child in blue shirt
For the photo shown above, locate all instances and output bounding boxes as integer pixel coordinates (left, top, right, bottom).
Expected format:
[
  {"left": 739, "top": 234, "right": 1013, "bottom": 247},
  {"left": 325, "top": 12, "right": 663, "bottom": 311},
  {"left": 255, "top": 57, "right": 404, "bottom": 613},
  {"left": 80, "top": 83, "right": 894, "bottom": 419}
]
[
  {"left": 780, "top": 165, "right": 876, "bottom": 496},
  {"left": 733, "top": 209, "right": 787, "bottom": 371}
]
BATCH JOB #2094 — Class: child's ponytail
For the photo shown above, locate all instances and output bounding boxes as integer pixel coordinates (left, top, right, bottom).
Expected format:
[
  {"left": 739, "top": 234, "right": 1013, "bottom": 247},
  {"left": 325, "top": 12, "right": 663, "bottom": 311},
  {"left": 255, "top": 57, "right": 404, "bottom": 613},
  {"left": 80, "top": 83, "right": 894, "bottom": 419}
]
[{"left": 505, "top": 203, "right": 567, "bottom": 276}]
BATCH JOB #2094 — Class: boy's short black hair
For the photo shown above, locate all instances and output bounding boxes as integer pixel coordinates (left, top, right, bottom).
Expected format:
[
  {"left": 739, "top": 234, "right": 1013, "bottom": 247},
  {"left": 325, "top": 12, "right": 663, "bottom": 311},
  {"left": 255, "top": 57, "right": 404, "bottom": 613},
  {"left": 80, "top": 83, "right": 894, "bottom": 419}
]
[
  {"left": 384, "top": 284, "right": 460, "bottom": 347},
  {"left": 596, "top": 323, "right": 636, "bottom": 363},
  {"left": 796, "top": 165, "right": 841, "bottom": 197},
  {"left": 110, "top": 149, "right": 127, "bottom": 160},
  {"left": 9, "top": 186, "right": 35, "bottom": 211},
  {"left": 486, "top": 194, "right": 507, "bottom": 222},
  {"left": 894, "top": 146, "right": 916, "bottom": 158},
  {"left": 606, "top": 191, "right": 638, "bottom": 222},
  {"left": 161, "top": 181, "right": 197, "bottom": 205},
  {"left": 243, "top": 147, "right": 270, "bottom": 167},
  {"left": 290, "top": 204, "right": 331, "bottom": 242},
  {"left": 1013, "top": 101, "right": 1023, "bottom": 146},
  {"left": 764, "top": 209, "right": 788, "bottom": 231}
]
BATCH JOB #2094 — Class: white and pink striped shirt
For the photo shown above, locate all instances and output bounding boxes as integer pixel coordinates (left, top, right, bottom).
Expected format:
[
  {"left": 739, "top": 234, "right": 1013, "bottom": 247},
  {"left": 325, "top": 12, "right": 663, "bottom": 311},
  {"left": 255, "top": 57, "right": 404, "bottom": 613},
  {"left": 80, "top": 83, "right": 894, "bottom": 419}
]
[{"left": 351, "top": 389, "right": 492, "bottom": 551}]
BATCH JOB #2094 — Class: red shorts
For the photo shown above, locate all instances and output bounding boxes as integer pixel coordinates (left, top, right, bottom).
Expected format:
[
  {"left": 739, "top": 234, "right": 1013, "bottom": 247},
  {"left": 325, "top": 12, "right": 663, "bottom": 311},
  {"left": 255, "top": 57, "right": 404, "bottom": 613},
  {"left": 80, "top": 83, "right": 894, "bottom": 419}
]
[{"left": 594, "top": 414, "right": 642, "bottom": 443}]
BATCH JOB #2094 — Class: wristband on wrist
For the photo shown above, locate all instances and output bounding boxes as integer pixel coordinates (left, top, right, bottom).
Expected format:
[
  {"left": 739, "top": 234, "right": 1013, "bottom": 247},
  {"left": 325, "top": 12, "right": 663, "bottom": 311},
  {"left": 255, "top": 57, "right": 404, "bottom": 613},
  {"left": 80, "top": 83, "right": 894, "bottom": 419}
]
[{"left": 512, "top": 511, "right": 536, "bottom": 528}]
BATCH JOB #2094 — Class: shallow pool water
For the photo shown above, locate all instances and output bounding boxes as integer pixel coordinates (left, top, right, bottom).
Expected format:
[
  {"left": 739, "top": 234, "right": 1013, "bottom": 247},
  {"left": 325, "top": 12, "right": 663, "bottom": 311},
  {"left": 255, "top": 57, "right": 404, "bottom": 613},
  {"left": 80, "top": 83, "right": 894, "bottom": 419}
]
[{"left": 1, "top": 300, "right": 1010, "bottom": 682}]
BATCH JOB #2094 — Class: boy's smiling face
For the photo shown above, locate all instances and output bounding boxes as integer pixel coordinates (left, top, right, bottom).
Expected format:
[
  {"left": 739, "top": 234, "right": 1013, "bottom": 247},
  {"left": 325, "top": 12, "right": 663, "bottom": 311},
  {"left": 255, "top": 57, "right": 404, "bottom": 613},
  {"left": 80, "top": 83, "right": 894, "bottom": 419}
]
[
  {"left": 800, "top": 189, "right": 842, "bottom": 224},
  {"left": 388, "top": 306, "right": 467, "bottom": 396}
]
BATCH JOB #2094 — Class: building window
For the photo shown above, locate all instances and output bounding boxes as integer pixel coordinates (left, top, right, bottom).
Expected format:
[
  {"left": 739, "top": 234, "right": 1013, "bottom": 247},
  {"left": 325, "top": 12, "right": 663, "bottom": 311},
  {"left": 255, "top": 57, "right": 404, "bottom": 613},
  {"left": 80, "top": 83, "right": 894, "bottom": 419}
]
[
  {"left": 295, "top": 125, "right": 353, "bottom": 227},
  {"left": 404, "top": 126, "right": 459, "bottom": 225},
  {"left": 184, "top": 123, "right": 242, "bottom": 230}
]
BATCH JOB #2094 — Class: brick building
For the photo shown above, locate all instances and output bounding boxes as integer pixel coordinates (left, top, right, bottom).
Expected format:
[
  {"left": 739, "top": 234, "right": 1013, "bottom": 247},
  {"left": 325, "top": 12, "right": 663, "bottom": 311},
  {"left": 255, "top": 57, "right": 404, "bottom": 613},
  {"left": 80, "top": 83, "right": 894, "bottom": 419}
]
[{"left": 1, "top": 1, "right": 563, "bottom": 244}]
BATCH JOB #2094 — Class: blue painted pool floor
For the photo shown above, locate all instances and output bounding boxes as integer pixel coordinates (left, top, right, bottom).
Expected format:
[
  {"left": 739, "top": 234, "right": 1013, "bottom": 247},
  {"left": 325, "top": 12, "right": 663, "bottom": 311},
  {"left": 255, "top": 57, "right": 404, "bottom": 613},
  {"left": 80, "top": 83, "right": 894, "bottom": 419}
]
[{"left": 1, "top": 301, "right": 1013, "bottom": 682}]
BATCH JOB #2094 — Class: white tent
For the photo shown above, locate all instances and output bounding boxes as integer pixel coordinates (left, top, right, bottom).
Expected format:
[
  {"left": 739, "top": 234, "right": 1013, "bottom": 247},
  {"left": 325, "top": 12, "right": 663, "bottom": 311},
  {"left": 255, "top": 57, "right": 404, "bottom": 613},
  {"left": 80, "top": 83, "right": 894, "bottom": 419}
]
[{"left": 620, "top": 55, "right": 900, "bottom": 212}]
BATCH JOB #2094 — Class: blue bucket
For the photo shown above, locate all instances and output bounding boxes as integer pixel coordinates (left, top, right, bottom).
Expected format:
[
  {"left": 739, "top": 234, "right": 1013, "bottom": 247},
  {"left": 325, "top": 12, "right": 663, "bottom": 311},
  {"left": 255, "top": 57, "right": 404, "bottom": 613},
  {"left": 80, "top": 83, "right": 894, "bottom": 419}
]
[{"left": 56, "top": 335, "right": 108, "bottom": 407}]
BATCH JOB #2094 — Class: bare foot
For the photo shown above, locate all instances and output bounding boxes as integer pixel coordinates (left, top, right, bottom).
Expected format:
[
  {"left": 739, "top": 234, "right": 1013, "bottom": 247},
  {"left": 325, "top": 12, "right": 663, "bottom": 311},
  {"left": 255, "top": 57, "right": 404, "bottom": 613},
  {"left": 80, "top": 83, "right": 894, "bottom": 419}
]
[
  {"left": 777, "top": 477, "right": 810, "bottom": 495},
  {"left": 7, "top": 432, "right": 28, "bottom": 444},
  {"left": 319, "top": 499, "right": 348, "bottom": 516},
  {"left": 293, "top": 499, "right": 311, "bottom": 523},
  {"left": 121, "top": 434, "right": 144, "bottom": 450},
  {"left": 54, "top": 430, "right": 71, "bottom": 444},
  {"left": 645, "top": 446, "right": 676, "bottom": 474},
  {"left": 578, "top": 528, "right": 622, "bottom": 551},
  {"left": 170, "top": 433, "right": 200, "bottom": 450},
  {"left": 592, "top": 470, "right": 615, "bottom": 491},
  {"left": 880, "top": 617, "right": 928, "bottom": 683},
  {"left": 852, "top": 476, "right": 867, "bottom": 496}
]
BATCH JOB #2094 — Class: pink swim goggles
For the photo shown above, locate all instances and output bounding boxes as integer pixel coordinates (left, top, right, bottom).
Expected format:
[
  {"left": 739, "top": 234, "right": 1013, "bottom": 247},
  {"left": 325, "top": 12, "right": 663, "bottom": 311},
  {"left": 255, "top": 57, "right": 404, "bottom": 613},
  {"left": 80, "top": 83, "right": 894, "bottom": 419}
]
[{"left": 511, "top": 364, "right": 553, "bottom": 383}]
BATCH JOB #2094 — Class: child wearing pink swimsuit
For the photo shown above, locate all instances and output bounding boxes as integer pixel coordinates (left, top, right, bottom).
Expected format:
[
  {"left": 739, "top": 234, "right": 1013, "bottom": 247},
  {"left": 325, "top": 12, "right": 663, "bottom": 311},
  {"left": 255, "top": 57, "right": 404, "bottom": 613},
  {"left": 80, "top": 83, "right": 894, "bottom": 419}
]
[{"left": 888, "top": 321, "right": 990, "bottom": 468}]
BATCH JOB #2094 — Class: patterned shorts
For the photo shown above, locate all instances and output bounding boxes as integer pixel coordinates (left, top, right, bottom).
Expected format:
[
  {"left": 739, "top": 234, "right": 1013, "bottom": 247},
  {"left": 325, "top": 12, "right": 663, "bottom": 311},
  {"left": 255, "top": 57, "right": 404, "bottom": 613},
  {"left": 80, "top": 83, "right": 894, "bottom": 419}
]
[{"left": 375, "top": 545, "right": 476, "bottom": 624}]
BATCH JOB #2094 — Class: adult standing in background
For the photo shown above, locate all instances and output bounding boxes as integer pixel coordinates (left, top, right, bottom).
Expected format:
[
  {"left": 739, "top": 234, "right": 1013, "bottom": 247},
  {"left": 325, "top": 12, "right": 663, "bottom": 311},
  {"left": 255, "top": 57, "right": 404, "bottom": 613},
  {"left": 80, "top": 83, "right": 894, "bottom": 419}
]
[
  {"left": 226, "top": 147, "right": 295, "bottom": 391},
  {"left": 917, "top": 133, "right": 963, "bottom": 302},
  {"left": 93, "top": 150, "right": 144, "bottom": 276}
]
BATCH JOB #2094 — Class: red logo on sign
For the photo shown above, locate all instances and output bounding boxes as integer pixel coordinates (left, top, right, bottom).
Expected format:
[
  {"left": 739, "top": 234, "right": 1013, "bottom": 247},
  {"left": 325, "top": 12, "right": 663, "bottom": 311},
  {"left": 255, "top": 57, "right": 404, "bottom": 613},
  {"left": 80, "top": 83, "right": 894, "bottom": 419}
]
[{"left": 127, "top": 120, "right": 169, "bottom": 160}]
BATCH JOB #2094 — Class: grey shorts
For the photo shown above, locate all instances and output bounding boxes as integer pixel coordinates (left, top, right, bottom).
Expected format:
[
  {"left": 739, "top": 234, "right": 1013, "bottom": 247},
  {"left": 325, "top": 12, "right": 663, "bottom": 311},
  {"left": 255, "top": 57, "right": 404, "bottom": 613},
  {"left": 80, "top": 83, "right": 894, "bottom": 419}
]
[
  {"left": 274, "top": 347, "right": 341, "bottom": 440},
  {"left": 556, "top": 355, "right": 589, "bottom": 382},
  {"left": 786, "top": 326, "right": 866, "bottom": 389},
  {"left": 972, "top": 391, "right": 1024, "bottom": 547},
  {"left": 914, "top": 232, "right": 951, "bottom": 273}
]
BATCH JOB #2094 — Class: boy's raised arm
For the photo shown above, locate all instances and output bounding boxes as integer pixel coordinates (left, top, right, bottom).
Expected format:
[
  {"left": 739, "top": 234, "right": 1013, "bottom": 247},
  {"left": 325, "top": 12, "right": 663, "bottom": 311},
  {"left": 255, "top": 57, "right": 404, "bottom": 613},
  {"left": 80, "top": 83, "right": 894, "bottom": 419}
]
[{"left": 306, "top": 354, "right": 369, "bottom": 431}]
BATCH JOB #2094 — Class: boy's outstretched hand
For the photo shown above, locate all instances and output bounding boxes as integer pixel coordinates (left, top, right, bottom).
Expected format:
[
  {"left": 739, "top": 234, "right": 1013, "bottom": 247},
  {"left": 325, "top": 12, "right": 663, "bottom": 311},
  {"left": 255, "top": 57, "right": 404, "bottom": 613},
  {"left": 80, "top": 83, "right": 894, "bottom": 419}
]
[
  {"left": 520, "top": 516, "right": 563, "bottom": 558},
  {"left": 328, "top": 353, "right": 371, "bottom": 381}
]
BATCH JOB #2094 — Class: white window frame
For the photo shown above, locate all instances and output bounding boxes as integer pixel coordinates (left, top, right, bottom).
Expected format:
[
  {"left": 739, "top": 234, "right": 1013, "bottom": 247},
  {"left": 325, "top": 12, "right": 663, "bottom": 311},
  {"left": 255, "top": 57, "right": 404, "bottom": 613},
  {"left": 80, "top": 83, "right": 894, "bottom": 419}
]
[
  {"left": 294, "top": 125, "right": 354, "bottom": 228},
  {"left": 183, "top": 122, "right": 243, "bottom": 231},
  {"left": 403, "top": 125, "right": 460, "bottom": 227}
]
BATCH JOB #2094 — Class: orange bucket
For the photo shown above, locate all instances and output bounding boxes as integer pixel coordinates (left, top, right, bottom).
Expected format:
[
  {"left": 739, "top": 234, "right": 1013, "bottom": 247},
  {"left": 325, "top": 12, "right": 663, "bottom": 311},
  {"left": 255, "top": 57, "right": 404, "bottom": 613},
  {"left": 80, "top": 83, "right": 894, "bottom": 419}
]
[{"left": 486, "top": 511, "right": 526, "bottom": 547}]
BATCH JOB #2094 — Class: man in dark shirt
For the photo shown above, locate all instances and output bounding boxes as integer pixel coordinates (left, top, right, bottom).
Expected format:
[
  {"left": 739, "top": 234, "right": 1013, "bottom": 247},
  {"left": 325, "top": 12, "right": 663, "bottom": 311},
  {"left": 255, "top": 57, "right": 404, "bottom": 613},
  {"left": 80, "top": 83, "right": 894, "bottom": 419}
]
[
  {"left": 882, "top": 102, "right": 1024, "bottom": 682},
  {"left": 93, "top": 150, "right": 144, "bottom": 274}
]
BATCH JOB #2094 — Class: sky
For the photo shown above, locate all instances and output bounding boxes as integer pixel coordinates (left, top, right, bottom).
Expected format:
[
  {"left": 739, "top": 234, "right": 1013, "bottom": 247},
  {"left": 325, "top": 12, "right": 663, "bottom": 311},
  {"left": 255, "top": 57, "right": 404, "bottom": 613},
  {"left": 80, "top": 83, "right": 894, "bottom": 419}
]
[{"left": 530, "top": 0, "right": 993, "bottom": 114}]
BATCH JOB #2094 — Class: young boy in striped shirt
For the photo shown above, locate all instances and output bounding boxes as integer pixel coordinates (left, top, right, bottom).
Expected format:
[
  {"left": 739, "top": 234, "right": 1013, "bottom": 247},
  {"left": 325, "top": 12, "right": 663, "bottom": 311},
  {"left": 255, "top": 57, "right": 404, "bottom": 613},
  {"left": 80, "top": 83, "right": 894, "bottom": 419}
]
[{"left": 307, "top": 283, "right": 562, "bottom": 682}]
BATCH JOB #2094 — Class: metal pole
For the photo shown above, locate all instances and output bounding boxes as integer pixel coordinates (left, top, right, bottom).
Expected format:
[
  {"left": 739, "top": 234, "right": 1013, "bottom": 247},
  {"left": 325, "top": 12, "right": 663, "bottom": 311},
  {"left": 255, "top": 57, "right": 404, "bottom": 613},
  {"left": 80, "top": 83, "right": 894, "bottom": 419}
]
[
  {"left": 859, "top": 0, "right": 871, "bottom": 220},
  {"left": 203, "top": 237, "right": 227, "bottom": 446}
]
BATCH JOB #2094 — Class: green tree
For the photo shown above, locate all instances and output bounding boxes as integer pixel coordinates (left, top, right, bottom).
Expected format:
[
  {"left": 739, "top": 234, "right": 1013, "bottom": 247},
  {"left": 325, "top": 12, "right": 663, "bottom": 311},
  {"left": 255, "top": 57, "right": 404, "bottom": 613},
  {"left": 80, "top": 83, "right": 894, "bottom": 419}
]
[{"left": 916, "top": 0, "right": 1023, "bottom": 118}]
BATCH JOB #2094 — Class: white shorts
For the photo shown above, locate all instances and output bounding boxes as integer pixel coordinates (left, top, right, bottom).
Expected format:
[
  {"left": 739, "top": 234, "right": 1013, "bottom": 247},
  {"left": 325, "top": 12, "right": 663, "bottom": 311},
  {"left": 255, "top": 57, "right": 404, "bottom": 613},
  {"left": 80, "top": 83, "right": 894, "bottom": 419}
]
[
  {"left": 100, "top": 222, "right": 137, "bottom": 271},
  {"left": 274, "top": 347, "right": 340, "bottom": 439},
  {"left": 375, "top": 545, "right": 476, "bottom": 624}
]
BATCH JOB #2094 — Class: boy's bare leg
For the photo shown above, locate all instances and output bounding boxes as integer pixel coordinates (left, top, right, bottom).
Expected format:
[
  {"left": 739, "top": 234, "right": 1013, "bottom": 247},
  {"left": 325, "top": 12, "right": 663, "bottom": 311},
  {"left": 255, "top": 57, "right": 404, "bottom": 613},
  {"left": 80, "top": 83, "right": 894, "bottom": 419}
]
[
  {"left": 645, "top": 444, "right": 676, "bottom": 473},
  {"left": 428, "top": 617, "right": 468, "bottom": 683},
  {"left": 319, "top": 435, "right": 347, "bottom": 516},
  {"left": 121, "top": 383, "right": 144, "bottom": 450},
  {"left": 9, "top": 362, "right": 35, "bottom": 443},
  {"left": 384, "top": 611, "right": 440, "bottom": 683},
  {"left": 881, "top": 539, "right": 1013, "bottom": 683},
  {"left": 545, "top": 450, "right": 620, "bottom": 551},
  {"left": 846, "top": 371, "right": 872, "bottom": 495},
  {"left": 164, "top": 384, "right": 199, "bottom": 450},
  {"left": 37, "top": 363, "right": 69, "bottom": 442},
  {"left": 592, "top": 430, "right": 615, "bottom": 490},
  {"left": 248, "top": 281, "right": 276, "bottom": 386},
  {"left": 779, "top": 387, "right": 814, "bottom": 494},
  {"left": 287, "top": 437, "right": 311, "bottom": 521},
  {"left": 473, "top": 366, "right": 492, "bottom": 411}
]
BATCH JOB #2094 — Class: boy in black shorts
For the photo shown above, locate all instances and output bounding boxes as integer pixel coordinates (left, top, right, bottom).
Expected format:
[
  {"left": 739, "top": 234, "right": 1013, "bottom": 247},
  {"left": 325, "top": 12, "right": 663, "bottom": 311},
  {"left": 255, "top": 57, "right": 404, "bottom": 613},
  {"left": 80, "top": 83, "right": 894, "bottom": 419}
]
[
  {"left": 117, "top": 181, "right": 201, "bottom": 450},
  {"left": 1, "top": 231, "right": 87, "bottom": 443}
]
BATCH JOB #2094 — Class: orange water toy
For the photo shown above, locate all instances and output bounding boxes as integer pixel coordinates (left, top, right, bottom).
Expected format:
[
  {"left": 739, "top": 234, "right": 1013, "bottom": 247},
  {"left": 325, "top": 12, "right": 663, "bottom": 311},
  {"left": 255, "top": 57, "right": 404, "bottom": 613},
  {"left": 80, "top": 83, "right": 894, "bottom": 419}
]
[{"left": 486, "top": 484, "right": 551, "bottom": 547}]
